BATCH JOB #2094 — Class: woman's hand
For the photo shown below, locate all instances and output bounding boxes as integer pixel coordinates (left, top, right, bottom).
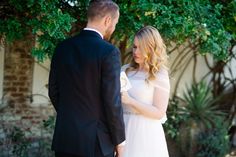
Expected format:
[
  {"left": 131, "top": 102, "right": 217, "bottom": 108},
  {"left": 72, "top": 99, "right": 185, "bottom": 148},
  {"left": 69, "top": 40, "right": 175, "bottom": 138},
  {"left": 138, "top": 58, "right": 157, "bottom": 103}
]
[{"left": 121, "top": 92, "right": 134, "bottom": 106}]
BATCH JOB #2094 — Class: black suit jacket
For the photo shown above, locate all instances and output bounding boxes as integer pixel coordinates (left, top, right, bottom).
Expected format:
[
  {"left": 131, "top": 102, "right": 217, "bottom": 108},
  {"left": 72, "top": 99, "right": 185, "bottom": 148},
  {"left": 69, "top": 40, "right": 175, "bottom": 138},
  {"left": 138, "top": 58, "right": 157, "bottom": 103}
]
[{"left": 48, "top": 30, "right": 125, "bottom": 157}]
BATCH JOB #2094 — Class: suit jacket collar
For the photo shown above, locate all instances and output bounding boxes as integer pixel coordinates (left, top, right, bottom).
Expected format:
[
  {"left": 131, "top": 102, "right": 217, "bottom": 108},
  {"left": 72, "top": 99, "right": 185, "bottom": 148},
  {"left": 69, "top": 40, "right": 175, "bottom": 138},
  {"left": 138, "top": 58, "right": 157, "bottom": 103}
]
[
  {"left": 84, "top": 28, "right": 103, "bottom": 39},
  {"left": 80, "top": 29, "right": 103, "bottom": 39}
]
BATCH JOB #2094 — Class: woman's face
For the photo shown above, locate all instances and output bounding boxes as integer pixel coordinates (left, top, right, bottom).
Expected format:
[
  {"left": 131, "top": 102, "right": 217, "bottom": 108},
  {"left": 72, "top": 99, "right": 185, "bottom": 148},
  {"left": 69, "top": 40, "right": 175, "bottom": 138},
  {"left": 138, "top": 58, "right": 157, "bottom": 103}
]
[{"left": 133, "top": 37, "right": 145, "bottom": 65}]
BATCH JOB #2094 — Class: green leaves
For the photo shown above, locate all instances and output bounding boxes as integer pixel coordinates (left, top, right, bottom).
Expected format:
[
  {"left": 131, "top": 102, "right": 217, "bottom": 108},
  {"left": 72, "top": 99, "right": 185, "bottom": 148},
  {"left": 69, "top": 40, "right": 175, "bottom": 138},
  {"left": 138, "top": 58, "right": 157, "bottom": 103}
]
[
  {"left": 0, "top": 18, "right": 25, "bottom": 42},
  {"left": 1, "top": 0, "right": 76, "bottom": 61},
  {"left": 10, "top": 127, "right": 31, "bottom": 157},
  {"left": 116, "top": 0, "right": 234, "bottom": 60},
  {"left": 164, "top": 81, "right": 230, "bottom": 156},
  {"left": 28, "top": 1, "right": 76, "bottom": 61},
  {"left": 164, "top": 97, "right": 188, "bottom": 139},
  {"left": 182, "top": 81, "right": 225, "bottom": 128},
  {"left": 0, "top": 0, "right": 235, "bottom": 61},
  {"left": 196, "top": 118, "right": 230, "bottom": 157}
]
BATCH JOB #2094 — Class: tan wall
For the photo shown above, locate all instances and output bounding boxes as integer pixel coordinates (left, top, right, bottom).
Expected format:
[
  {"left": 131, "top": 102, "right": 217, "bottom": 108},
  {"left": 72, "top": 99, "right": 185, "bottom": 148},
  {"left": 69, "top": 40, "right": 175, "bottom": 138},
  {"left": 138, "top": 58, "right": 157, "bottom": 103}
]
[
  {"left": 168, "top": 44, "right": 213, "bottom": 97},
  {"left": 224, "top": 45, "right": 236, "bottom": 87},
  {"left": 31, "top": 59, "right": 51, "bottom": 106},
  {"left": 0, "top": 45, "right": 52, "bottom": 106}
]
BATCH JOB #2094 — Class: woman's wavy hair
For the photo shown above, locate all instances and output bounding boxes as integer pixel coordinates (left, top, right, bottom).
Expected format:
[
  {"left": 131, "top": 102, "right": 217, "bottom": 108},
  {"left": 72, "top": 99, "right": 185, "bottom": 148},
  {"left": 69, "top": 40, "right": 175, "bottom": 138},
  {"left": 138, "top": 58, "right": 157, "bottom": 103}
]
[{"left": 126, "top": 26, "right": 168, "bottom": 82}]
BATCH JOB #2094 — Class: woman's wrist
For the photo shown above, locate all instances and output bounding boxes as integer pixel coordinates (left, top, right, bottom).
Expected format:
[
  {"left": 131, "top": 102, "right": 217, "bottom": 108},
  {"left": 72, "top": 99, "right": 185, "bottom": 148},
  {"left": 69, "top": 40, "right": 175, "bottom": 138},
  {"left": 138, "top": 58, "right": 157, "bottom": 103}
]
[{"left": 128, "top": 97, "right": 136, "bottom": 108}]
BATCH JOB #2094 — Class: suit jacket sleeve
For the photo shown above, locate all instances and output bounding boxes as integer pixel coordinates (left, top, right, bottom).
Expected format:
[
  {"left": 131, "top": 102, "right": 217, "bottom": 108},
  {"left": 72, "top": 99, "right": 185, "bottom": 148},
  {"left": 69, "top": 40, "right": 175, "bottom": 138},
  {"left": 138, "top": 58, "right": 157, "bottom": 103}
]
[
  {"left": 48, "top": 48, "right": 59, "bottom": 112},
  {"left": 101, "top": 48, "right": 125, "bottom": 146}
]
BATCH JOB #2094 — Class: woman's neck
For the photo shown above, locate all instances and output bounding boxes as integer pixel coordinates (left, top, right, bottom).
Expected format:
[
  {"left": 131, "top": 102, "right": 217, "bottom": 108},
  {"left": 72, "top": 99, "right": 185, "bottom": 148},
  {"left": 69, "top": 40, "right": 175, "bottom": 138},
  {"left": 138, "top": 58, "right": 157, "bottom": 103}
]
[{"left": 138, "top": 64, "right": 147, "bottom": 72}]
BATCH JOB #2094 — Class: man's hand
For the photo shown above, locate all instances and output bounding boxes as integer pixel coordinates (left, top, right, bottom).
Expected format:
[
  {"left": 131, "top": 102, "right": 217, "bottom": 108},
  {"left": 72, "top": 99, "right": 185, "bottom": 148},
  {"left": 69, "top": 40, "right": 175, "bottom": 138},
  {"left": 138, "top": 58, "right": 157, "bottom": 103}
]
[{"left": 115, "top": 145, "right": 124, "bottom": 157}]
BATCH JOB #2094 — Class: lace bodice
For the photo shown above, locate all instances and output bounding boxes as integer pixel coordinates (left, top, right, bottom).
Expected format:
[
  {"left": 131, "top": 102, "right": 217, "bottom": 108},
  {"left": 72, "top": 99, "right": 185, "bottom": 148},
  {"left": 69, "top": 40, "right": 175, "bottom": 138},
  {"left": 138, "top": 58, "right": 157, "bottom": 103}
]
[{"left": 121, "top": 64, "right": 170, "bottom": 122}]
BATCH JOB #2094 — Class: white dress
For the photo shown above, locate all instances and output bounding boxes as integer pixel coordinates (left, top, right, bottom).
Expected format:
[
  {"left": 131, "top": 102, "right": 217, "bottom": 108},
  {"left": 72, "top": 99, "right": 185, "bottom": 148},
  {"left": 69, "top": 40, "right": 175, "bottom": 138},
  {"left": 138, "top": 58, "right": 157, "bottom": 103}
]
[{"left": 122, "top": 64, "right": 170, "bottom": 157}]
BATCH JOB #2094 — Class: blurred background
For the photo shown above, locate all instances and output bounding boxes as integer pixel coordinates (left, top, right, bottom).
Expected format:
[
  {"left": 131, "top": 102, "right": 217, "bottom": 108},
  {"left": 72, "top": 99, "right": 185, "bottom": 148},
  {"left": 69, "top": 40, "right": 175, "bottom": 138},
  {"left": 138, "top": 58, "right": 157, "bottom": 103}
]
[{"left": 0, "top": 0, "right": 235, "bottom": 156}]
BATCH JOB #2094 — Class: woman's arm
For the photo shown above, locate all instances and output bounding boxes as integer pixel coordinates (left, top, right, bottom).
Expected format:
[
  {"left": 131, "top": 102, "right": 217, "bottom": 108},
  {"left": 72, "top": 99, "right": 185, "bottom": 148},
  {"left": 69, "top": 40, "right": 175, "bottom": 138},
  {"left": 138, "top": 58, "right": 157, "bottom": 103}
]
[
  {"left": 122, "top": 86, "right": 169, "bottom": 119},
  {"left": 122, "top": 70, "right": 170, "bottom": 119}
]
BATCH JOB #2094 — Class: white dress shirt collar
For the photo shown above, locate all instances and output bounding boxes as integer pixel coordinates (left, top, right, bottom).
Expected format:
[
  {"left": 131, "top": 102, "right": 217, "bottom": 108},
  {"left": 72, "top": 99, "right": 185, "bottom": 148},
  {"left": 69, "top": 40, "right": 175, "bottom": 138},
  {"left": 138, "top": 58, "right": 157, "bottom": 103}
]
[{"left": 83, "top": 28, "right": 103, "bottom": 39}]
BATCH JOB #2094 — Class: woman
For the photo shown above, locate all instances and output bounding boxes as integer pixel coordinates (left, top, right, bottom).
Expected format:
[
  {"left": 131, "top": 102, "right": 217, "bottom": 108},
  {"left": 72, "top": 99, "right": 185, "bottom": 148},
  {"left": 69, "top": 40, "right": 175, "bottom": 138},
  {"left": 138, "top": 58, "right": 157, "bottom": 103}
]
[{"left": 121, "top": 26, "right": 170, "bottom": 157}]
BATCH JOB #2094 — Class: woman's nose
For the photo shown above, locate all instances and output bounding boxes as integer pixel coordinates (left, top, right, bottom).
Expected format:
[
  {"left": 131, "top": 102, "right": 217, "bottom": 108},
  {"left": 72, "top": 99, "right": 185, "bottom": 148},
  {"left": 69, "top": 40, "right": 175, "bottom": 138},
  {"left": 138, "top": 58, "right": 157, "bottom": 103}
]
[{"left": 133, "top": 49, "right": 138, "bottom": 55}]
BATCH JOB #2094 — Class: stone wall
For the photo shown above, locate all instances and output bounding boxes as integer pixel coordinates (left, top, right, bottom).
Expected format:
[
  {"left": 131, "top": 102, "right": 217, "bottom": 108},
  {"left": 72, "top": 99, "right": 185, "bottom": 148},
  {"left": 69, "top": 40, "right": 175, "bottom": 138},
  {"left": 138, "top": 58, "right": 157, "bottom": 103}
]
[
  {"left": 0, "top": 38, "right": 55, "bottom": 156},
  {"left": 0, "top": 98, "right": 54, "bottom": 156},
  {"left": 3, "top": 37, "right": 34, "bottom": 107},
  {"left": 0, "top": 46, "right": 4, "bottom": 101}
]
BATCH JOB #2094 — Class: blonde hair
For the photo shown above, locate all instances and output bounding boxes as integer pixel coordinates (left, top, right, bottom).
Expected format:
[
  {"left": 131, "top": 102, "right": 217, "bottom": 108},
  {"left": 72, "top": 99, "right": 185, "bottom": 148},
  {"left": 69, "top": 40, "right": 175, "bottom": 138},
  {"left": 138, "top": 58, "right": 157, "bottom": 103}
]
[{"left": 126, "top": 26, "right": 168, "bottom": 82}]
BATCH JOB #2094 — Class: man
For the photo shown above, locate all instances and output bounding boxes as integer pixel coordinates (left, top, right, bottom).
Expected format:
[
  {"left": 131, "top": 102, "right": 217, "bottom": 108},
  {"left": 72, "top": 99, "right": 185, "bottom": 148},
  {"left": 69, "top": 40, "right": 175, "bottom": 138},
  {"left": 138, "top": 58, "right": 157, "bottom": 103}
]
[{"left": 48, "top": 1, "right": 125, "bottom": 157}]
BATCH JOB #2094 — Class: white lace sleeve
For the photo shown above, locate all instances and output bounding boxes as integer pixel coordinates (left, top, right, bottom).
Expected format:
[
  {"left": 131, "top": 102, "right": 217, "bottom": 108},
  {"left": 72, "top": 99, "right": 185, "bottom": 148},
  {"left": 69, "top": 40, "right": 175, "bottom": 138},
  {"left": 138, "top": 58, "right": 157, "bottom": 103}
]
[
  {"left": 121, "top": 64, "right": 130, "bottom": 72},
  {"left": 151, "top": 68, "right": 170, "bottom": 93},
  {"left": 152, "top": 68, "right": 170, "bottom": 124}
]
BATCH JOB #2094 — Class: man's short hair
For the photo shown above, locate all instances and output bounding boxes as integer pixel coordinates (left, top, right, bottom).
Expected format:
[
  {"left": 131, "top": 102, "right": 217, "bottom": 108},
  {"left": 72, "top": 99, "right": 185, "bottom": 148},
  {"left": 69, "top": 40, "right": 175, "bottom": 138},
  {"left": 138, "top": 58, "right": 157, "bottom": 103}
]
[{"left": 87, "top": 0, "right": 119, "bottom": 21}]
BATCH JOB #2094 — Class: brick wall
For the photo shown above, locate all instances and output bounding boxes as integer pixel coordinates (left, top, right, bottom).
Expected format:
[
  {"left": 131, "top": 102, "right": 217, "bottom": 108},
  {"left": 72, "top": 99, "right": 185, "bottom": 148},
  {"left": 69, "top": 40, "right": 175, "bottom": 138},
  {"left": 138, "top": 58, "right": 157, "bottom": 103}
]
[
  {"left": 3, "top": 38, "right": 34, "bottom": 107},
  {"left": 0, "top": 37, "right": 55, "bottom": 156}
]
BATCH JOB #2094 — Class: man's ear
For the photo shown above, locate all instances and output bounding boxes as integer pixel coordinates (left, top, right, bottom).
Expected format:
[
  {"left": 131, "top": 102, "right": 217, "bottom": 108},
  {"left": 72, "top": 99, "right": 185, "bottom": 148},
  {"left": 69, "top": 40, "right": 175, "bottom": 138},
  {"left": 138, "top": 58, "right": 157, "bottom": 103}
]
[{"left": 104, "top": 15, "right": 112, "bottom": 27}]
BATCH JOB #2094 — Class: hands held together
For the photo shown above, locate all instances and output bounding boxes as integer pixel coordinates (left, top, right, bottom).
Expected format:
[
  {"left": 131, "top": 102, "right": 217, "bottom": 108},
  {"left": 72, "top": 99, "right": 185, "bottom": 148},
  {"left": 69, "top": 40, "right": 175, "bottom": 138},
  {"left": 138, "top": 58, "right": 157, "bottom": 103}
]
[{"left": 121, "top": 92, "right": 133, "bottom": 107}]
